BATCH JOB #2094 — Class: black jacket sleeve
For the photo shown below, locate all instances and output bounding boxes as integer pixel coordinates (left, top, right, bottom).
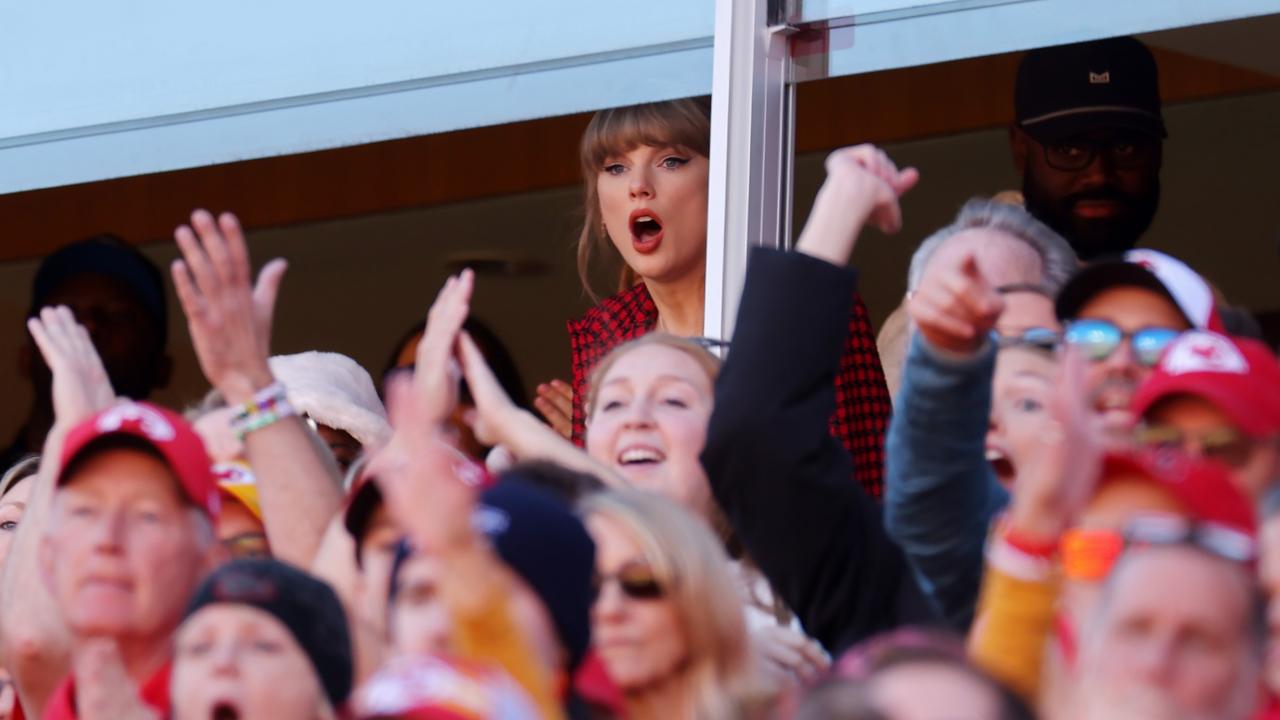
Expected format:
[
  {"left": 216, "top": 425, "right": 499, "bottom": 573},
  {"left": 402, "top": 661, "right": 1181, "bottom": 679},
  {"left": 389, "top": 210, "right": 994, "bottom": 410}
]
[{"left": 701, "top": 248, "right": 936, "bottom": 654}]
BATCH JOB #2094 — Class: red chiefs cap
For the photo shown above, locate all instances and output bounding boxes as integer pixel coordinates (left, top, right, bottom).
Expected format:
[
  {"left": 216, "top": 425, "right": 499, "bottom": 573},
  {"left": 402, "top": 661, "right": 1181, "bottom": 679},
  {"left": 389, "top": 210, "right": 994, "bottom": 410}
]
[
  {"left": 1096, "top": 449, "right": 1255, "bottom": 535},
  {"left": 1132, "top": 330, "right": 1280, "bottom": 438},
  {"left": 58, "top": 402, "right": 220, "bottom": 521}
]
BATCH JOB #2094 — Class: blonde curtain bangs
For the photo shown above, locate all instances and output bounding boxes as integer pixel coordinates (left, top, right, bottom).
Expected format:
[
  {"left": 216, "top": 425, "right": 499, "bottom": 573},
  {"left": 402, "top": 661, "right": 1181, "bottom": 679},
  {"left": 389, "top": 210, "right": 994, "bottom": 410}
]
[
  {"left": 584, "top": 332, "right": 722, "bottom": 423},
  {"left": 576, "top": 97, "right": 712, "bottom": 301},
  {"left": 581, "top": 489, "right": 754, "bottom": 716}
]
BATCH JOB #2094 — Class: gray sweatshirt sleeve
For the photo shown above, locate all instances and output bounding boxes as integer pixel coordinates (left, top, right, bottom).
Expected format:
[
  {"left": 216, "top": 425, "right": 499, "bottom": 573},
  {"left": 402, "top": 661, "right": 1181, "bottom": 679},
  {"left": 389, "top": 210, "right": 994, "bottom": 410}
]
[{"left": 883, "top": 333, "right": 1010, "bottom": 631}]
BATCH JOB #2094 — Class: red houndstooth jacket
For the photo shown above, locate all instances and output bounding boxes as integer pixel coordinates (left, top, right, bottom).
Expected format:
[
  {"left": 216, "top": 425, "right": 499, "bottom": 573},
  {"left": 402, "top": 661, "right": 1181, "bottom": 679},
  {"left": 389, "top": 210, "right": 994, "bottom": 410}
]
[{"left": 567, "top": 281, "right": 892, "bottom": 499}]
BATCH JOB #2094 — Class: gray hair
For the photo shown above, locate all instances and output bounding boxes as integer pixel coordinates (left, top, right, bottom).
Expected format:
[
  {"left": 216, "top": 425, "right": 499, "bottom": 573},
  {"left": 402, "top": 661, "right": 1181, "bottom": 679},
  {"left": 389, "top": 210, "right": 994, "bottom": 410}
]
[{"left": 906, "top": 198, "right": 1077, "bottom": 294}]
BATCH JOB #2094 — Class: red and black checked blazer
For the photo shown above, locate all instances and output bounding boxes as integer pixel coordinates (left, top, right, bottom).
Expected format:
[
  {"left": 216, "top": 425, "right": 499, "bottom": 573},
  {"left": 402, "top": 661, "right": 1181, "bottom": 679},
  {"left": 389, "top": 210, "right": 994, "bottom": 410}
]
[{"left": 567, "top": 281, "right": 892, "bottom": 498}]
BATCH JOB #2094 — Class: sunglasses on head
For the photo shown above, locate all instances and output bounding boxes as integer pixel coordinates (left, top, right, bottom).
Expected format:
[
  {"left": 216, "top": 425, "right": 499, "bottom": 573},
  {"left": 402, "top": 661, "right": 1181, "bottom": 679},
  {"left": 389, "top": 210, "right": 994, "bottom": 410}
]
[
  {"left": 1122, "top": 515, "right": 1256, "bottom": 564},
  {"left": 592, "top": 562, "right": 666, "bottom": 601},
  {"left": 1061, "top": 515, "right": 1255, "bottom": 583},
  {"left": 1133, "top": 424, "right": 1258, "bottom": 469},
  {"left": 1063, "top": 319, "right": 1181, "bottom": 367}
]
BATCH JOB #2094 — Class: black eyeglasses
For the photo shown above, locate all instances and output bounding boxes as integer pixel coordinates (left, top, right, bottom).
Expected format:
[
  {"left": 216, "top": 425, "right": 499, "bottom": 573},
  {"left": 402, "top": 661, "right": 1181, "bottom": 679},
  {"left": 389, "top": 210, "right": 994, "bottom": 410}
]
[
  {"left": 1043, "top": 137, "right": 1159, "bottom": 172},
  {"left": 1122, "top": 515, "right": 1256, "bottom": 565},
  {"left": 592, "top": 562, "right": 666, "bottom": 601},
  {"left": 1063, "top": 319, "right": 1181, "bottom": 367}
]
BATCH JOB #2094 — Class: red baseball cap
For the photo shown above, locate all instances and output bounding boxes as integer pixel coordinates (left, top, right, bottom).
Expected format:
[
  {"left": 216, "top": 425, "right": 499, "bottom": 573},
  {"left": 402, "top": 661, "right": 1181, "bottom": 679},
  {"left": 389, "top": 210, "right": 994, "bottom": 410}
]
[
  {"left": 1131, "top": 330, "right": 1280, "bottom": 438},
  {"left": 1096, "top": 449, "right": 1255, "bottom": 535},
  {"left": 58, "top": 402, "right": 220, "bottom": 521}
]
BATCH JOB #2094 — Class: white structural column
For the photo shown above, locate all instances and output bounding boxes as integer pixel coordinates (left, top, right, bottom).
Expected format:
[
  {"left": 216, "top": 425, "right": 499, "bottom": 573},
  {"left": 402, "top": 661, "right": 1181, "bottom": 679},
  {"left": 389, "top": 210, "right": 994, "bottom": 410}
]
[{"left": 704, "top": 0, "right": 796, "bottom": 343}]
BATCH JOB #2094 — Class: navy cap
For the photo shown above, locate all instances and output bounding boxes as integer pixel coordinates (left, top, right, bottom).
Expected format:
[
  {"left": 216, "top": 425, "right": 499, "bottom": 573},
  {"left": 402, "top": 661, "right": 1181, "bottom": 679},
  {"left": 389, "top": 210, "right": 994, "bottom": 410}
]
[
  {"left": 184, "top": 558, "right": 354, "bottom": 707},
  {"left": 1015, "top": 36, "right": 1166, "bottom": 143},
  {"left": 30, "top": 235, "right": 168, "bottom": 343},
  {"left": 476, "top": 477, "right": 596, "bottom": 671}
]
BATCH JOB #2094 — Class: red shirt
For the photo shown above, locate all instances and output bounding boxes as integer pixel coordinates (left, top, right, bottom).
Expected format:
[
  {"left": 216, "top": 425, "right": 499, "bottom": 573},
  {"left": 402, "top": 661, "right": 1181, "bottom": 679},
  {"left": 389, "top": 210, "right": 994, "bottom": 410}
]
[
  {"left": 39, "top": 661, "right": 171, "bottom": 720},
  {"left": 568, "top": 282, "right": 891, "bottom": 498}
]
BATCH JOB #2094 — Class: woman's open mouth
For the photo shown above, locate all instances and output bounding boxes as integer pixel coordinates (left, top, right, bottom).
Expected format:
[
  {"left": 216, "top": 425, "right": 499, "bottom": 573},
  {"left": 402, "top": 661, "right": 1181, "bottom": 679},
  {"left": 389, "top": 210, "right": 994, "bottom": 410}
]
[{"left": 629, "top": 209, "right": 664, "bottom": 254}]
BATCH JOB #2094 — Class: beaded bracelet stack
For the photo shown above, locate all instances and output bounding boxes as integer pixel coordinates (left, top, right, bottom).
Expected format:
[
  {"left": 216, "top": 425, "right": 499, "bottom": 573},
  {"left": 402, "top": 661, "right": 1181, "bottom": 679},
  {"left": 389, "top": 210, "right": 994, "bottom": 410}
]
[{"left": 232, "top": 382, "right": 297, "bottom": 439}]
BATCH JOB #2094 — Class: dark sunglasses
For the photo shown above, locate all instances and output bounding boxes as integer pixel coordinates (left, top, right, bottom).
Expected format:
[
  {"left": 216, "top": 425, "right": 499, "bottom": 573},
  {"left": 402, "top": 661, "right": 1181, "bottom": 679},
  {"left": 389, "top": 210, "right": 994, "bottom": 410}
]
[
  {"left": 592, "top": 562, "right": 666, "bottom": 601},
  {"left": 1043, "top": 137, "right": 1159, "bottom": 172},
  {"left": 1133, "top": 424, "right": 1258, "bottom": 469},
  {"left": 1122, "top": 515, "right": 1256, "bottom": 565},
  {"left": 1063, "top": 319, "right": 1180, "bottom": 367}
]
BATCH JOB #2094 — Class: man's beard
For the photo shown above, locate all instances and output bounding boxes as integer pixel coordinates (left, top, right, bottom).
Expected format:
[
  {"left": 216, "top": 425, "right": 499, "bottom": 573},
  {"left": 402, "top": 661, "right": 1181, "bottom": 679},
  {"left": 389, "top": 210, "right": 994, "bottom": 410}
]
[{"left": 1023, "top": 177, "right": 1160, "bottom": 261}]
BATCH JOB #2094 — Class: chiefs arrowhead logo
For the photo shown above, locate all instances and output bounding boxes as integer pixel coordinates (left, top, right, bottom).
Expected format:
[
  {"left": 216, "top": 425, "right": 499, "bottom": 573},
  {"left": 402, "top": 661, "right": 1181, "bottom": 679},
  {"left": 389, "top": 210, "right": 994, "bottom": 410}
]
[
  {"left": 1161, "top": 332, "right": 1247, "bottom": 376},
  {"left": 95, "top": 402, "right": 177, "bottom": 442}
]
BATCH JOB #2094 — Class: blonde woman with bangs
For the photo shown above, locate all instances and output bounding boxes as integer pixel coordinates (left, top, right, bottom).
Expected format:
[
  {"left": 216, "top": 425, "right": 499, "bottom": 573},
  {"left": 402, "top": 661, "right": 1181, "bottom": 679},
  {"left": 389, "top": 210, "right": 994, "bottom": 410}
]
[
  {"left": 536, "top": 97, "right": 894, "bottom": 502},
  {"left": 581, "top": 489, "right": 774, "bottom": 720}
]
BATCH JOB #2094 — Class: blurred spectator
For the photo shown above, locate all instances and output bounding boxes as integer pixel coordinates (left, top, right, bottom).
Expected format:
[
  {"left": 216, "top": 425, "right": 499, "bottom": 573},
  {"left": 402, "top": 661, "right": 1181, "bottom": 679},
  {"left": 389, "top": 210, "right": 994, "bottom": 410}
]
[
  {"left": 170, "top": 558, "right": 353, "bottom": 720},
  {"left": 39, "top": 402, "right": 223, "bottom": 719},
  {"left": 212, "top": 461, "right": 269, "bottom": 559},
  {"left": 1075, "top": 533, "right": 1264, "bottom": 720},
  {"left": 1130, "top": 330, "right": 1280, "bottom": 501},
  {"left": 885, "top": 199, "right": 1075, "bottom": 629},
  {"left": 795, "top": 629, "right": 1034, "bottom": 720},
  {"left": 704, "top": 145, "right": 936, "bottom": 655},
  {"left": 4, "top": 236, "right": 171, "bottom": 472},
  {"left": 1056, "top": 248, "right": 1223, "bottom": 443},
  {"left": 1012, "top": 37, "right": 1165, "bottom": 260},
  {"left": 581, "top": 489, "right": 773, "bottom": 719},
  {"left": 0, "top": 456, "right": 38, "bottom": 567}
]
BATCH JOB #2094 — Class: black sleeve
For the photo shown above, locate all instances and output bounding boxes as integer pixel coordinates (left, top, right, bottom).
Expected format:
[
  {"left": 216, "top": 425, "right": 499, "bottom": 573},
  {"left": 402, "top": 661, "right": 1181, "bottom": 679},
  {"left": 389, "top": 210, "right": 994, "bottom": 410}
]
[{"left": 701, "top": 248, "right": 934, "bottom": 653}]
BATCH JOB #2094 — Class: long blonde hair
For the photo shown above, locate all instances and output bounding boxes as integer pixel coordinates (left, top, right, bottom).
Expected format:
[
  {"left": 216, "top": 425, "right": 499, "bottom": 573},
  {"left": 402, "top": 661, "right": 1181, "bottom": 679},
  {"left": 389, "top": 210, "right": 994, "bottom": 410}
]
[
  {"left": 580, "top": 490, "right": 770, "bottom": 720},
  {"left": 576, "top": 97, "right": 712, "bottom": 302}
]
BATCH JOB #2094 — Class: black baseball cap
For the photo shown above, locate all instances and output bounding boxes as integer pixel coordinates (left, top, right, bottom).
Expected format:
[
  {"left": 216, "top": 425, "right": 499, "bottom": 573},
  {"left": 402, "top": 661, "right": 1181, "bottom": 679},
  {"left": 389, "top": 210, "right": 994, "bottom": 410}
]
[
  {"left": 1015, "top": 36, "right": 1166, "bottom": 143},
  {"left": 30, "top": 235, "right": 168, "bottom": 344}
]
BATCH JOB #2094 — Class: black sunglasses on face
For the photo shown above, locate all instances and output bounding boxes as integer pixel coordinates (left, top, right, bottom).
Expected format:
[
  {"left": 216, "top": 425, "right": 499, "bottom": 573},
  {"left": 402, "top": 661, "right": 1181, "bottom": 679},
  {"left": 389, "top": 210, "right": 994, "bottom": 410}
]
[{"left": 592, "top": 562, "right": 666, "bottom": 601}]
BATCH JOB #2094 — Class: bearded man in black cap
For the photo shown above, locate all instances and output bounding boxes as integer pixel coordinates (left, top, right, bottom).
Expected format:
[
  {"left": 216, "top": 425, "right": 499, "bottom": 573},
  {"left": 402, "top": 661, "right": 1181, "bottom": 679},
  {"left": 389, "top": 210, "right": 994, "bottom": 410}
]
[
  {"left": 4, "top": 235, "right": 172, "bottom": 470},
  {"left": 1011, "top": 36, "right": 1166, "bottom": 261}
]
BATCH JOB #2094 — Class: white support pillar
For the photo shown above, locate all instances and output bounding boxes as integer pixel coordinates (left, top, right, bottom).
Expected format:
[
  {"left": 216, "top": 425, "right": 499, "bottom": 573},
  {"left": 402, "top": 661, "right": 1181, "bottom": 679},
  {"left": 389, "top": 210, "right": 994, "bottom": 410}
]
[{"left": 704, "top": 0, "right": 797, "bottom": 343}]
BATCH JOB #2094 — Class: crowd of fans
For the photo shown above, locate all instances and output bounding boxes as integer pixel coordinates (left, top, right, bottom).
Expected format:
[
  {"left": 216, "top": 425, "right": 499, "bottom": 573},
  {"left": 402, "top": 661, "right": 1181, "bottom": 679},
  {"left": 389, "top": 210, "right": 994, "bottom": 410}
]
[{"left": 0, "top": 34, "right": 1277, "bottom": 720}]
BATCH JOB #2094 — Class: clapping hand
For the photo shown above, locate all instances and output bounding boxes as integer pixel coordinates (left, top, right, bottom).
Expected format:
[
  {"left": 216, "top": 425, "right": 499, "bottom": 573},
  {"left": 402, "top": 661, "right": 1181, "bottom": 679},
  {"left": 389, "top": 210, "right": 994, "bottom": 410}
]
[{"left": 171, "top": 210, "right": 287, "bottom": 405}]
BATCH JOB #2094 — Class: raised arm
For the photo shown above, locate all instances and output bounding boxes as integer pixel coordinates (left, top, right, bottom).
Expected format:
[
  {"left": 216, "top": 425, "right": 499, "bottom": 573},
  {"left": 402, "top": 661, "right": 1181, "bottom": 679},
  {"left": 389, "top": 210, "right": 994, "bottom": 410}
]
[
  {"left": 703, "top": 146, "right": 931, "bottom": 653},
  {"left": 368, "top": 271, "right": 564, "bottom": 719},
  {"left": 0, "top": 307, "right": 117, "bottom": 716},
  {"left": 883, "top": 253, "right": 1009, "bottom": 630},
  {"left": 172, "top": 210, "right": 343, "bottom": 566}
]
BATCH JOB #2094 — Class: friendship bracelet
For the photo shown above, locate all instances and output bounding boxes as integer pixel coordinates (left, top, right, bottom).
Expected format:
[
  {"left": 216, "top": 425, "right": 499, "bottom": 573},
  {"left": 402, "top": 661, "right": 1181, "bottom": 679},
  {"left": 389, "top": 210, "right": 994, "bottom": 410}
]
[
  {"left": 232, "top": 382, "right": 290, "bottom": 424},
  {"left": 231, "top": 382, "right": 297, "bottom": 439},
  {"left": 234, "top": 401, "right": 298, "bottom": 439}
]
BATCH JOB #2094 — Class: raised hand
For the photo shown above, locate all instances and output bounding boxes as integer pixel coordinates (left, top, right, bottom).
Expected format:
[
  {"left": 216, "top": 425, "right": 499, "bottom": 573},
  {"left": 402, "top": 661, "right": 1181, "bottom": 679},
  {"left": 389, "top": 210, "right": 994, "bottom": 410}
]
[
  {"left": 372, "top": 369, "right": 485, "bottom": 555},
  {"left": 457, "top": 331, "right": 524, "bottom": 450},
  {"left": 908, "top": 252, "right": 1005, "bottom": 355},
  {"left": 413, "top": 270, "right": 473, "bottom": 427},
  {"left": 797, "top": 144, "right": 919, "bottom": 266},
  {"left": 534, "top": 379, "right": 573, "bottom": 439},
  {"left": 27, "top": 306, "right": 116, "bottom": 427},
  {"left": 171, "top": 210, "right": 287, "bottom": 405},
  {"left": 1006, "top": 346, "right": 1103, "bottom": 543}
]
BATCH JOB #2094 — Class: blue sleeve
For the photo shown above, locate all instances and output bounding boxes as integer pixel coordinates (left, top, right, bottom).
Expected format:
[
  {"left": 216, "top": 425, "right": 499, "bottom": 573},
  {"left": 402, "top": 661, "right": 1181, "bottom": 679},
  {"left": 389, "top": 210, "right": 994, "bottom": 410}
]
[{"left": 883, "top": 333, "right": 1009, "bottom": 631}]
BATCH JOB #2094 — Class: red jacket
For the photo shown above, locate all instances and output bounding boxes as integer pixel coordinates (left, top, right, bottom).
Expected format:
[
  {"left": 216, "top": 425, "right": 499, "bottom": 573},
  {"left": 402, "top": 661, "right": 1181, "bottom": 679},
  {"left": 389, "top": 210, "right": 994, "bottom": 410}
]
[
  {"left": 567, "top": 281, "right": 891, "bottom": 498},
  {"left": 38, "top": 661, "right": 171, "bottom": 720}
]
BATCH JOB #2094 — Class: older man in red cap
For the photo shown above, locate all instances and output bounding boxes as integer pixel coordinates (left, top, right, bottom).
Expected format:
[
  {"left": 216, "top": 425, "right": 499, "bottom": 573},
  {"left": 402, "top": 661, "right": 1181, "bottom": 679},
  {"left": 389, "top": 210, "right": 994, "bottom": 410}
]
[
  {"left": 1130, "top": 329, "right": 1280, "bottom": 501},
  {"left": 35, "top": 401, "right": 222, "bottom": 720}
]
